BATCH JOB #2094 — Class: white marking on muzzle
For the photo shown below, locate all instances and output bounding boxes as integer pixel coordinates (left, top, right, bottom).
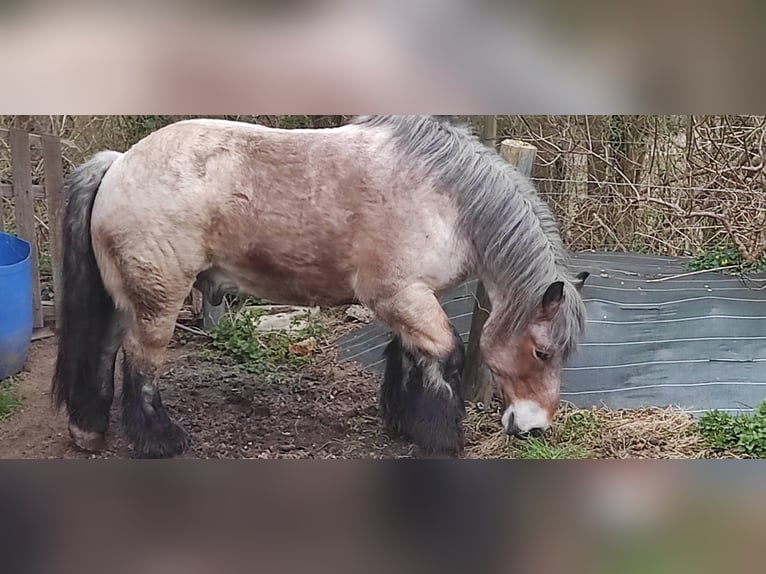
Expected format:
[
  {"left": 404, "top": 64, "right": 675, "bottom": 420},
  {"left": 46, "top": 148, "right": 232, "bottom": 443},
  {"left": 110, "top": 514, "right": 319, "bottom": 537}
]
[{"left": 502, "top": 400, "right": 549, "bottom": 434}]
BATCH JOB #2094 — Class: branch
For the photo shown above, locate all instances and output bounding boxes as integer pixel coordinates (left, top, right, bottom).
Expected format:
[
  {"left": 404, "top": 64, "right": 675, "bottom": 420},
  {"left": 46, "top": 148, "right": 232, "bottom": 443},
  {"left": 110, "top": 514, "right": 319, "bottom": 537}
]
[{"left": 636, "top": 195, "right": 753, "bottom": 261}]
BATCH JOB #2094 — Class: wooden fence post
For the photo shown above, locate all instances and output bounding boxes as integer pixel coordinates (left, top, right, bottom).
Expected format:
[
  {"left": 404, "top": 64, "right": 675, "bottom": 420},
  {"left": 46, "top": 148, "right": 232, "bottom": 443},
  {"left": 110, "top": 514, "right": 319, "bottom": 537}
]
[
  {"left": 500, "top": 139, "right": 538, "bottom": 178},
  {"left": 42, "top": 134, "right": 65, "bottom": 327},
  {"left": 10, "top": 128, "right": 44, "bottom": 329},
  {"left": 463, "top": 134, "right": 538, "bottom": 407}
]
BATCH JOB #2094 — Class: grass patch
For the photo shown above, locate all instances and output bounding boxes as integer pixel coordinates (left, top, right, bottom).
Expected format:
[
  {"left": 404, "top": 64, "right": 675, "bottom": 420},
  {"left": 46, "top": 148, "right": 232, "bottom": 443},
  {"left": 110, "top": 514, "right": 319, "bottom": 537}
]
[
  {"left": 0, "top": 377, "right": 21, "bottom": 420},
  {"left": 514, "top": 407, "right": 598, "bottom": 459},
  {"left": 514, "top": 437, "right": 592, "bottom": 460},
  {"left": 697, "top": 401, "right": 766, "bottom": 458},
  {"left": 466, "top": 403, "right": 715, "bottom": 459},
  {"left": 209, "top": 305, "right": 324, "bottom": 374},
  {"left": 465, "top": 404, "right": 600, "bottom": 459},
  {"left": 685, "top": 244, "right": 766, "bottom": 273}
]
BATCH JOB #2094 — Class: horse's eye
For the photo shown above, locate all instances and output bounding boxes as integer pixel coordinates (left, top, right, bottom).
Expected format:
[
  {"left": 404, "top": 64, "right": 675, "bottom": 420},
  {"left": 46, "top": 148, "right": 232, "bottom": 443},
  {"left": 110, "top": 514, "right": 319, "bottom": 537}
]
[{"left": 533, "top": 349, "right": 551, "bottom": 362}]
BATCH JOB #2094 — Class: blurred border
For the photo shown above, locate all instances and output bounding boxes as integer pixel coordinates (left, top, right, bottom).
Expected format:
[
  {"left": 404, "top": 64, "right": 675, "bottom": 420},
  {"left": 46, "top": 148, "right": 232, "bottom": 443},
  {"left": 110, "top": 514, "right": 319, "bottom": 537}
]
[
  {"left": 1, "top": 0, "right": 762, "bottom": 113},
  {"left": 2, "top": 1, "right": 765, "bottom": 571},
  {"left": 1, "top": 460, "right": 765, "bottom": 574}
]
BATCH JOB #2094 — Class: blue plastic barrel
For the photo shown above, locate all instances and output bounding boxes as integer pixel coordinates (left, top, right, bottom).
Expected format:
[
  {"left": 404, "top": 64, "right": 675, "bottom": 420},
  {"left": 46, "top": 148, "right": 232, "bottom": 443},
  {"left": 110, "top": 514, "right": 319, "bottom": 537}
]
[{"left": 0, "top": 232, "right": 33, "bottom": 380}]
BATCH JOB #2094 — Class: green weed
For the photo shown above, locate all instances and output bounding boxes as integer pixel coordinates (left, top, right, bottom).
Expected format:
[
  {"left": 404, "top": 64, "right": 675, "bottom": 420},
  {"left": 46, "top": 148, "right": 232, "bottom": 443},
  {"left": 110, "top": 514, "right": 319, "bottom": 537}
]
[
  {"left": 697, "top": 401, "right": 766, "bottom": 458},
  {"left": 0, "top": 377, "right": 21, "bottom": 419},
  {"left": 209, "top": 306, "right": 323, "bottom": 374},
  {"left": 685, "top": 244, "right": 766, "bottom": 273}
]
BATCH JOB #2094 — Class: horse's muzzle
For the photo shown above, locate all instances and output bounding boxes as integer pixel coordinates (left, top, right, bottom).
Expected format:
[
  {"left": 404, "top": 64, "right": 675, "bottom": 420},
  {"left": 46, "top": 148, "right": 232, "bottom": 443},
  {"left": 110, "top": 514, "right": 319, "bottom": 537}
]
[{"left": 505, "top": 412, "right": 545, "bottom": 439}]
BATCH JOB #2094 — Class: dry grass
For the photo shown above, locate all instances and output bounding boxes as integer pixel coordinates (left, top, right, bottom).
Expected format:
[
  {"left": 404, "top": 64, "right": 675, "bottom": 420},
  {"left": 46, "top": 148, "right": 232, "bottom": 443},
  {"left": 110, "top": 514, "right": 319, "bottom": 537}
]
[{"left": 463, "top": 401, "right": 736, "bottom": 459}]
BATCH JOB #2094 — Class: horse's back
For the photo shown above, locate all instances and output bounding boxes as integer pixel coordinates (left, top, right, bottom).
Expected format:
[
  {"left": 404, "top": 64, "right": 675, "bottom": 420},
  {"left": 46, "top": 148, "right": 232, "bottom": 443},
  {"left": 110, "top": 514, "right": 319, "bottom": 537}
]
[
  {"left": 94, "top": 118, "right": 361, "bottom": 215},
  {"left": 90, "top": 118, "right": 469, "bottom": 307}
]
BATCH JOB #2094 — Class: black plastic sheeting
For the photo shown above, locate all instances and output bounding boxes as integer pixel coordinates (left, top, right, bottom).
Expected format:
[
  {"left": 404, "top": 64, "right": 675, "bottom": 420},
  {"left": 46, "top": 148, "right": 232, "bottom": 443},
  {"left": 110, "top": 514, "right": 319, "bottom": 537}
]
[{"left": 336, "top": 251, "right": 766, "bottom": 415}]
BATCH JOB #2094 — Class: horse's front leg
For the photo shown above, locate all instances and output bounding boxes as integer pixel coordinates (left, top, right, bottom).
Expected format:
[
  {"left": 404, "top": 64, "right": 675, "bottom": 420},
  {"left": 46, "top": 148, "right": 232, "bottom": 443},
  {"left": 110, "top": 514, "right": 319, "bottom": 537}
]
[{"left": 373, "top": 284, "right": 467, "bottom": 458}]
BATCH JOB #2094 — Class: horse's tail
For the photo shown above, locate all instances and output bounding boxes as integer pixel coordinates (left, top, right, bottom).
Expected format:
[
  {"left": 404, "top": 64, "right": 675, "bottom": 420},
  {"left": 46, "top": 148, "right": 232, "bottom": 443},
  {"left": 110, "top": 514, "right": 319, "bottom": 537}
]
[{"left": 52, "top": 151, "right": 123, "bottom": 415}]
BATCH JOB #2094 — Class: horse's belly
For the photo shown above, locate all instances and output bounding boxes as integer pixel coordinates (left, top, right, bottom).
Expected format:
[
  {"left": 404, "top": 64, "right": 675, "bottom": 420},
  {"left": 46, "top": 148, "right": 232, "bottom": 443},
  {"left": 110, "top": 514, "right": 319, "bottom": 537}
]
[
  {"left": 239, "top": 277, "right": 356, "bottom": 307},
  {"left": 211, "top": 263, "right": 357, "bottom": 307}
]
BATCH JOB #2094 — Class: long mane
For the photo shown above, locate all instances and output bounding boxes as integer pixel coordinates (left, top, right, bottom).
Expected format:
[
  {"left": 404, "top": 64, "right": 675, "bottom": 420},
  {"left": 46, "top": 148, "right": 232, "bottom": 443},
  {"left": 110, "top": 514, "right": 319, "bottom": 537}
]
[{"left": 352, "top": 115, "right": 586, "bottom": 355}]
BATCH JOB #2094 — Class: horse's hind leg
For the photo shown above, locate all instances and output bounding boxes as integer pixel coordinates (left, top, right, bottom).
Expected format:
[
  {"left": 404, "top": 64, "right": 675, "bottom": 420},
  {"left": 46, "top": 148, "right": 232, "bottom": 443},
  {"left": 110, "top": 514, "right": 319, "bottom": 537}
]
[
  {"left": 64, "top": 311, "right": 125, "bottom": 452},
  {"left": 120, "top": 294, "right": 190, "bottom": 458},
  {"left": 374, "top": 285, "right": 467, "bottom": 457}
]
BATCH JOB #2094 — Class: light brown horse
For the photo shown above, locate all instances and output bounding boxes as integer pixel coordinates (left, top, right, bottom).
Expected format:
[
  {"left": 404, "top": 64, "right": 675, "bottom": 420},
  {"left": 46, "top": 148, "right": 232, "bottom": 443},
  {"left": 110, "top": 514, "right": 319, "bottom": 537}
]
[{"left": 52, "top": 116, "right": 588, "bottom": 458}]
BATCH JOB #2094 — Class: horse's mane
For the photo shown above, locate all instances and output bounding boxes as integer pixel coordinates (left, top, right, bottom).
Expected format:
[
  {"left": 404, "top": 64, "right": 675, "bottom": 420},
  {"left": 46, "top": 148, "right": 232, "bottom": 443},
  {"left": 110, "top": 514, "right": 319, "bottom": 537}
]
[{"left": 352, "top": 115, "right": 586, "bottom": 355}]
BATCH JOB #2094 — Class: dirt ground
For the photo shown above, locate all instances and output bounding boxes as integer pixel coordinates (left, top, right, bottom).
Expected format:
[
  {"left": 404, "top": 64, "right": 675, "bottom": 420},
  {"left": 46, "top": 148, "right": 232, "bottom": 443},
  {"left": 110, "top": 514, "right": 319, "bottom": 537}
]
[
  {"left": 0, "top": 314, "right": 723, "bottom": 460},
  {"left": 0, "top": 323, "right": 426, "bottom": 459}
]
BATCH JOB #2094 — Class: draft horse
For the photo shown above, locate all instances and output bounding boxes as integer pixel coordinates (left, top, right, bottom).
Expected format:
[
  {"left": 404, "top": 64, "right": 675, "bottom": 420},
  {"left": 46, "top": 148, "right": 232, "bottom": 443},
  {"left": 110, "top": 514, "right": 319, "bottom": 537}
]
[{"left": 52, "top": 116, "right": 588, "bottom": 458}]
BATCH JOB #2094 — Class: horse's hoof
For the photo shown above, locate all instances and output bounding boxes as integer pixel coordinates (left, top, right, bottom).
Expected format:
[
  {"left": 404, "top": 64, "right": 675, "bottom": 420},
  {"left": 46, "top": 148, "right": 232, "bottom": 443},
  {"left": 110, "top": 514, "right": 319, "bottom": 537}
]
[
  {"left": 68, "top": 422, "right": 107, "bottom": 453},
  {"left": 417, "top": 443, "right": 464, "bottom": 459},
  {"left": 132, "top": 422, "right": 188, "bottom": 459}
]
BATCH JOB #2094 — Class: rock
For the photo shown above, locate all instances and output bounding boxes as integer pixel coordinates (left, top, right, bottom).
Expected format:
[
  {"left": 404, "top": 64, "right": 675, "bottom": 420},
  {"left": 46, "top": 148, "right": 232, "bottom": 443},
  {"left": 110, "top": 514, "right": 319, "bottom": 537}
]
[
  {"left": 249, "top": 306, "right": 320, "bottom": 334},
  {"left": 344, "top": 304, "right": 375, "bottom": 324}
]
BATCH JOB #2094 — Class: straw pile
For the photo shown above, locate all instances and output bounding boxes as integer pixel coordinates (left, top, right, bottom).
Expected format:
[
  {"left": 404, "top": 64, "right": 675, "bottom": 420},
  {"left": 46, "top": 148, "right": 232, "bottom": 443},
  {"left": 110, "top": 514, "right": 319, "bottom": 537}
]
[{"left": 463, "top": 401, "right": 735, "bottom": 459}]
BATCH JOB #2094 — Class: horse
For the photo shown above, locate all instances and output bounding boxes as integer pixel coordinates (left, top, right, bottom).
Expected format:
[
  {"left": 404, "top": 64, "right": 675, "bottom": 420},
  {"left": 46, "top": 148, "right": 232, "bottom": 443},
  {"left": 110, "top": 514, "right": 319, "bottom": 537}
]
[{"left": 52, "top": 115, "right": 588, "bottom": 458}]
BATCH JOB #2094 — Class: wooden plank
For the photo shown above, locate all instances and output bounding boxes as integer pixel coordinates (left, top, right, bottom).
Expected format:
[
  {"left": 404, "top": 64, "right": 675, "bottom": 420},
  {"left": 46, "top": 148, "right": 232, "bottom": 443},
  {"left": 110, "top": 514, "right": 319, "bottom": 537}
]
[
  {"left": 42, "top": 134, "right": 65, "bottom": 325},
  {"left": 0, "top": 127, "right": 43, "bottom": 144},
  {"left": 10, "top": 129, "right": 44, "bottom": 329},
  {"left": 31, "top": 326, "right": 56, "bottom": 341},
  {"left": 0, "top": 184, "right": 46, "bottom": 199},
  {"left": 463, "top": 115, "right": 498, "bottom": 405}
]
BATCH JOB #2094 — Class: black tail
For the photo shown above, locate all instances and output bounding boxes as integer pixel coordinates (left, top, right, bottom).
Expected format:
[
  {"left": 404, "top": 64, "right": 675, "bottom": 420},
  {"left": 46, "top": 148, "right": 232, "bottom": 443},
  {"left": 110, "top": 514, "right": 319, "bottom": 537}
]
[{"left": 52, "top": 151, "right": 124, "bottom": 445}]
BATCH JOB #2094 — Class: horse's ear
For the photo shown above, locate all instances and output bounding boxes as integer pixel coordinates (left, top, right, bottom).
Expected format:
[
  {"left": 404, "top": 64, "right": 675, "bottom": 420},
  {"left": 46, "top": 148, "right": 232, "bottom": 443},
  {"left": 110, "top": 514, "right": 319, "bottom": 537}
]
[
  {"left": 574, "top": 271, "right": 589, "bottom": 292},
  {"left": 541, "top": 281, "right": 565, "bottom": 315}
]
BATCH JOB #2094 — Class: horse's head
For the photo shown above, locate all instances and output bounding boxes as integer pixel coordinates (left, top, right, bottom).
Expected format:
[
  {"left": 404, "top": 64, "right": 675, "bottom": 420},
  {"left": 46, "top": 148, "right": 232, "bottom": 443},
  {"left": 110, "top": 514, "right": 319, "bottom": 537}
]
[{"left": 481, "top": 271, "right": 588, "bottom": 438}]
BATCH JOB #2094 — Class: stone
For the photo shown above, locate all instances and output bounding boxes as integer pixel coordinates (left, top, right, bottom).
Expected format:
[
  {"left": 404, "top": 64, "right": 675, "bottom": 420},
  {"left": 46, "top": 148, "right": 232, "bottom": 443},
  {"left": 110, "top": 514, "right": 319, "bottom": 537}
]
[
  {"left": 248, "top": 306, "right": 320, "bottom": 334},
  {"left": 288, "top": 337, "right": 318, "bottom": 356},
  {"left": 344, "top": 304, "right": 375, "bottom": 324}
]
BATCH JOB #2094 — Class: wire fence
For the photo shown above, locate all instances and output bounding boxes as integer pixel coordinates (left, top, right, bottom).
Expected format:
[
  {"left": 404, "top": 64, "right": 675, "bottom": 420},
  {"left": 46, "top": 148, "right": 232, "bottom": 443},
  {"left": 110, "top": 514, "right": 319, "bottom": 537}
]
[
  {"left": 528, "top": 166, "right": 762, "bottom": 258},
  {"left": 530, "top": 178, "right": 766, "bottom": 196},
  {"left": 494, "top": 115, "right": 766, "bottom": 262},
  {"left": 2, "top": 115, "right": 765, "bottom": 263}
]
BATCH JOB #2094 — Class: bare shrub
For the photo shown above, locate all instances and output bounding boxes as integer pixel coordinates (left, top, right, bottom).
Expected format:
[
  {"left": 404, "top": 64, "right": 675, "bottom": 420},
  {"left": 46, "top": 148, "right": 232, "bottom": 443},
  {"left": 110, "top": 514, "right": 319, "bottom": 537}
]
[
  {"left": 496, "top": 115, "right": 766, "bottom": 262},
  {"left": 3, "top": 115, "right": 765, "bottom": 262}
]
